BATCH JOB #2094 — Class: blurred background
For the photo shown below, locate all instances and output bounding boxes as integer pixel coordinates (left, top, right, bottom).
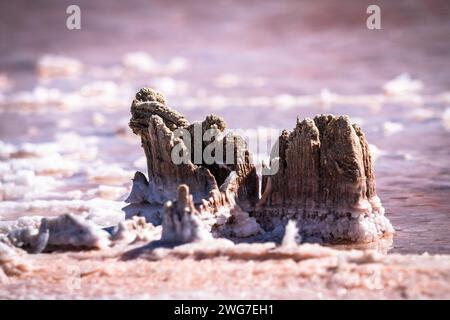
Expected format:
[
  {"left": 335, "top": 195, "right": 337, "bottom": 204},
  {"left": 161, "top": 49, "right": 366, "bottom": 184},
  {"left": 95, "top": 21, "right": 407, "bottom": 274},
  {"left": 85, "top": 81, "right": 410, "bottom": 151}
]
[{"left": 0, "top": 0, "right": 449, "bottom": 254}]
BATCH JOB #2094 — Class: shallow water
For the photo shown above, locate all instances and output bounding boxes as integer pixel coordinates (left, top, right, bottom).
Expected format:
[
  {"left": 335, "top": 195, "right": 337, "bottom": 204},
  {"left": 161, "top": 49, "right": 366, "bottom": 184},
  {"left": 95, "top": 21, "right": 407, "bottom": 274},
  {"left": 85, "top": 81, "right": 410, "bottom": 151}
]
[{"left": 1, "top": 0, "right": 449, "bottom": 254}]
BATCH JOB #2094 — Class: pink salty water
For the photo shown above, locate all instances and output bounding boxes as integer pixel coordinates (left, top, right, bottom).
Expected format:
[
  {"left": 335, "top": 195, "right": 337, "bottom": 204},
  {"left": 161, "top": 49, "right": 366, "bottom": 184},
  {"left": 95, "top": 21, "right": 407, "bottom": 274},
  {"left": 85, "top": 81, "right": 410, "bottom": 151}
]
[{"left": 1, "top": 0, "right": 450, "bottom": 254}]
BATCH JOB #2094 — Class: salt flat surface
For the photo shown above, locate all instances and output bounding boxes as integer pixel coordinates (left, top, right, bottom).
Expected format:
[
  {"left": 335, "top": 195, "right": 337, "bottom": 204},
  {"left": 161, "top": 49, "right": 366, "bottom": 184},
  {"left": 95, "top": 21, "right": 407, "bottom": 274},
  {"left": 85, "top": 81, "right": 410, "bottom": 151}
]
[{"left": 0, "top": 0, "right": 449, "bottom": 298}]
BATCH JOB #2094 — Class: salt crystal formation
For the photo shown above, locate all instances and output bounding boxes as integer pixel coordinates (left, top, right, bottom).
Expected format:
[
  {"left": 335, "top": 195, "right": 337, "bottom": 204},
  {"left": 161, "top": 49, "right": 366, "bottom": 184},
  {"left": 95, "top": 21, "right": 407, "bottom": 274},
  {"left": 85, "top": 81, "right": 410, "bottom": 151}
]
[
  {"left": 127, "top": 88, "right": 393, "bottom": 243},
  {"left": 7, "top": 214, "right": 111, "bottom": 253},
  {"left": 111, "top": 216, "right": 159, "bottom": 245},
  {"left": 37, "top": 54, "right": 83, "bottom": 78},
  {"left": 383, "top": 73, "right": 423, "bottom": 96},
  {"left": 281, "top": 220, "right": 301, "bottom": 247},
  {"left": 161, "top": 184, "right": 211, "bottom": 244},
  {"left": 255, "top": 115, "right": 394, "bottom": 242}
]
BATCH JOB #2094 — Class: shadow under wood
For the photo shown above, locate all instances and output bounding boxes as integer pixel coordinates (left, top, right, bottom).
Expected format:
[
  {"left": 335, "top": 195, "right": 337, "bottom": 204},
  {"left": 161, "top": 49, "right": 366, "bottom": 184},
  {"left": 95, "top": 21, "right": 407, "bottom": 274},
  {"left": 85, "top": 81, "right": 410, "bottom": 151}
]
[{"left": 120, "top": 239, "right": 180, "bottom": 261}]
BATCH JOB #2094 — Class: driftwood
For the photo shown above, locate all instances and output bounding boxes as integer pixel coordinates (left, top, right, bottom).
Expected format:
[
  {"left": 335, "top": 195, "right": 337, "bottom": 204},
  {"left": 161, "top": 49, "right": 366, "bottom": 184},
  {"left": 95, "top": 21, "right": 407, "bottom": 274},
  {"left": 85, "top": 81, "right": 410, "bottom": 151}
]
[
  {"left": 126, "top": 88, "right": 393, "bottom": 243},
  {"left": 254, "top": 115, "right": 393, "bottom": 242},
  {"left": 127, "top": 88, "right": 260, "bottom": 238}
]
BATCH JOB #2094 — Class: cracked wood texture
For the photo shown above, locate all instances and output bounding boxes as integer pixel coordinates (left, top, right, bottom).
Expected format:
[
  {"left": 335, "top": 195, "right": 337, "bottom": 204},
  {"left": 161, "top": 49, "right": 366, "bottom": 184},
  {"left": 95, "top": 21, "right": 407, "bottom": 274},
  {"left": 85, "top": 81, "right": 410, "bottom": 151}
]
[
  {"left": 255, "top": 115, "right": 391, "bottom": 241},
  {"left": 128, "top": 88, "right": 259, "bottom": 210}
]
